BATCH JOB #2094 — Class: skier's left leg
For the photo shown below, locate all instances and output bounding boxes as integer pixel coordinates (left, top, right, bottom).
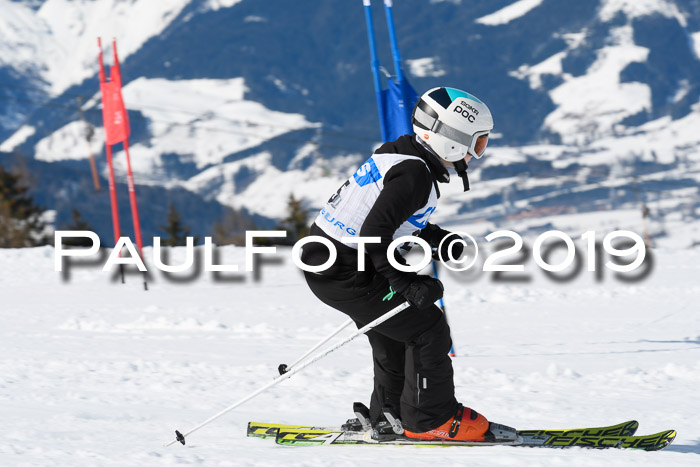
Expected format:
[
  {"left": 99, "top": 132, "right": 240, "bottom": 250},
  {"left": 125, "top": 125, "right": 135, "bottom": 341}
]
[{"left": 364, "top": 329, "right": 405, "bottom": 425}]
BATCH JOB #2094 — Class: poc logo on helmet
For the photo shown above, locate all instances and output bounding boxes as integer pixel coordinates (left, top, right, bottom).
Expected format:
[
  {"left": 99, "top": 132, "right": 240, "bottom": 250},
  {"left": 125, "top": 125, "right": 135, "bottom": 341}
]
[{"left": 453, "top": 100, "right": 479, "bottom": 123}]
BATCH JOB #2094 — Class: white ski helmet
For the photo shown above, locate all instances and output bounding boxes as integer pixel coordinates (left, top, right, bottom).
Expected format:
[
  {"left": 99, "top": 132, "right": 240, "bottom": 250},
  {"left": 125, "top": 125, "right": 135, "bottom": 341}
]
[{"left": 412, "top": 87, "right": 494, "bottom": 162}]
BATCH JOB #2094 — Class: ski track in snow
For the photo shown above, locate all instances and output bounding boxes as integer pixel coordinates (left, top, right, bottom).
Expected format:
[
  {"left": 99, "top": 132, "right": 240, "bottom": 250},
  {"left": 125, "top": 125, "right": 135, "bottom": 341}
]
[{"left": 0, "top": 246, "right": 699, "bottom": 465}]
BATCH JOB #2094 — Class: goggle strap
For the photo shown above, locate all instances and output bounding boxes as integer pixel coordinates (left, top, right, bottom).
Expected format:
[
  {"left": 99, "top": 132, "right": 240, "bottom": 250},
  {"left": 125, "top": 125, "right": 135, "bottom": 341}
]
[
  {"left": 413, "top": 102, "right": 437, "bottom": 131},
  {"left": 453, "top": 158, "right": 470, "bottom": 192},
  {"left": 433, "top": 120, "right": 475, "bottom": 149}
]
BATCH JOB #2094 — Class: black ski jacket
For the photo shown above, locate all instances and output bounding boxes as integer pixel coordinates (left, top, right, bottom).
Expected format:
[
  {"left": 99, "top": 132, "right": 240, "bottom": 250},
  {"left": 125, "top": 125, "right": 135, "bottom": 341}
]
[{"left": 302, "top": 134, "right": 450, "bottom": 293}]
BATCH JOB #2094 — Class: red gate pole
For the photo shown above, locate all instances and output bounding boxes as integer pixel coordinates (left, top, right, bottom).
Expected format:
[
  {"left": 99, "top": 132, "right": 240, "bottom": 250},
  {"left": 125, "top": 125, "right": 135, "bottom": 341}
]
[
  {"left": 104, "top": 144, "right": 122, "bottom": 249},
  {"left": 98, "top": 37, "right": 125, "bottom": 283},
  {"left": 123, "top": 140, "right": 145, "bottom": 260},
  {"left": 112, "top": 40, "right": 143, "bottom": 257},
  {"left": 112, "top": 39, "right": 147, "bottom": 290}
]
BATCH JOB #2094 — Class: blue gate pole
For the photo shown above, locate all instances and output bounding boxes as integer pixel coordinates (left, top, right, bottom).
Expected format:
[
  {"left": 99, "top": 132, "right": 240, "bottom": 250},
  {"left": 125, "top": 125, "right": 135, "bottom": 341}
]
[
  {"left": 363, "top": 0, "right": 388, "bottom": 142},
  {"left": 383, "top": 0, "right": 403, "bottom": 84}
]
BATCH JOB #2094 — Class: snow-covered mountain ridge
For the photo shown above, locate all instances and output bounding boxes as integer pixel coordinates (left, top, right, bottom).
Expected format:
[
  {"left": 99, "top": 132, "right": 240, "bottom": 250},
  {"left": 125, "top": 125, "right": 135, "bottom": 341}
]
[{"left": 0, "top": 0, "right": 699, "bottom": 244}]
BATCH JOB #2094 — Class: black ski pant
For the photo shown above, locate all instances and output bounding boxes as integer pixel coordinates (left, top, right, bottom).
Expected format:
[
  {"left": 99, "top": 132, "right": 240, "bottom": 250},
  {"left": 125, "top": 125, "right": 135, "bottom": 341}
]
[{"left": 304, "top": 269, "right": 458, "bottom": 432}]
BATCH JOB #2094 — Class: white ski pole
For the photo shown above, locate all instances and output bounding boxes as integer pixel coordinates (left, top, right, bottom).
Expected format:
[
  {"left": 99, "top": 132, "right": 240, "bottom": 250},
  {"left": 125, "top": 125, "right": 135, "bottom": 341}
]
[
  {"left": 277, "top": 318, "right": 354, "bottom": 375},
  {"left": 164, "top": 300, "right": 411, "bottom": 447}
]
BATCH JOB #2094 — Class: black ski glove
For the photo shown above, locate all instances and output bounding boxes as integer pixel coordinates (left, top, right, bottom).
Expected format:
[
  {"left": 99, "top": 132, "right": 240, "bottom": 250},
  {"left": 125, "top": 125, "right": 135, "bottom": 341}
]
[
  {"left": 402, "top": 276, "right": 444, "bottom": 310},
  {"left": 419, "top": 223, "right": 464, "bottom": 262},
  {"left": 436, "top": 232, "right": 464, "bottom": 262}
]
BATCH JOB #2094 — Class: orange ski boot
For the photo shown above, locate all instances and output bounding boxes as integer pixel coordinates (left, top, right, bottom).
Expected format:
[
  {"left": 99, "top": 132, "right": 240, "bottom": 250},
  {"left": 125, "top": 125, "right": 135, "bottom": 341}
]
[{"left": 404, "top": 404, "right": 489, "bottom": 441}]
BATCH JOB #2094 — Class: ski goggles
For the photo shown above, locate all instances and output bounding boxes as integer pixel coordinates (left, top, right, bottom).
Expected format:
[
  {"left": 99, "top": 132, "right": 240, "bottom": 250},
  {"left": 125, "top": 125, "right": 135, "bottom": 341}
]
[
  {"left": 474, "top": 132, "right": 489, "bottom": 158},
  {"left": 433, "top": 124, "right": 489, "bottom": 158},
  {"left": 413, "top": 100, "right": 490, "bottom": 158}
]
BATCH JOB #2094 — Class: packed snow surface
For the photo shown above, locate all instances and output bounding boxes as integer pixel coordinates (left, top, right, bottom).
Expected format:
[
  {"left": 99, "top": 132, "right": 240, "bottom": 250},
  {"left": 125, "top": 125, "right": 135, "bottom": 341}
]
[
  {"left": 692, "top": 31, "right": 700, "bottom": 60},
  {"left": 0, "top": 244, "right": 698, "bottom": 466},
  {"left": 598, "top": 0, "right": 688, "bottom": 26},
  {"left": 475, "top": 0, "right": 544, "bottom": 26},
  {"left": 0, "top": 125, "right": 36, "bottom": 152},
  {"left": 406, "top": 57, "right": 446, "bottom": 78}
]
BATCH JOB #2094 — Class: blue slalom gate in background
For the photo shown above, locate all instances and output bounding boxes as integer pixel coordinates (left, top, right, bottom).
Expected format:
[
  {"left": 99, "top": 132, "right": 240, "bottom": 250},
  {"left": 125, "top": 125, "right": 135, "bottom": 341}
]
[
  {"left": 362, "top": 0, "right": 418, "bottom": 143},
  {"left": 362, "top": 0, "right": 455, "bottom": 357}
]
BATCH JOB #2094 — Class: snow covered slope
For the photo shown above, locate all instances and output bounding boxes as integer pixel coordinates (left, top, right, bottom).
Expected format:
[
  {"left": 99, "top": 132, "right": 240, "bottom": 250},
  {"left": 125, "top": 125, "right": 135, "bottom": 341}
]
[{"left": 0, "top": 246, "right": 698, "bottom": 465}]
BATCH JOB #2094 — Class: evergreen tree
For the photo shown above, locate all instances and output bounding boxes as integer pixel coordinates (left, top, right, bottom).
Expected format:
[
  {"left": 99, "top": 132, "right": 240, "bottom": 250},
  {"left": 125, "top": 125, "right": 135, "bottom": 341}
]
[
  {"left": 280, "top": 193, "right": 309, "bottom": 243},
  {"left": 160, "top": 203, "right": 197, "bottom": 246},
  {"left": 212, "top": 207, "right": 255, "bottom": 246},
  {"left": 61, "top": 209, "right": 95, "bottom": 247},
  {"left": 0, "top": 166, "right": 48, "bottom": 248}
]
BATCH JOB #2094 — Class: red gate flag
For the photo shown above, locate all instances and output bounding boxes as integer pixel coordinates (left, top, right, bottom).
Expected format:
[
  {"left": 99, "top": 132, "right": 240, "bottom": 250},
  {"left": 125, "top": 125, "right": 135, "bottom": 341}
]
[
  {"left": 99, "top": 81, "right": 129, "bottom": 145},
  {"left": 98, "top": 40, "right": 130, "bottom": 145},
  {"left": 97, "top": 38, "right": 147, "bottom": 289}
]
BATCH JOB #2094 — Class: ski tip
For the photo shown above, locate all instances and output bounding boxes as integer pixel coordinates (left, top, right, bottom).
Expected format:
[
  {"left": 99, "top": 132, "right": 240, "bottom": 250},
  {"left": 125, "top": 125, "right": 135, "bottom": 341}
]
[
  {"left": 248, "top": 422, "right": 315, "bottom": 439},
  {"left": 248, "top": 422, "right": 279, "bottom": 439},
  {"left": 624, "top": 420, "right": 640, "bottom": 436},
  {"left": 651, "top": 429, "right": 676, "bottom": 451}
]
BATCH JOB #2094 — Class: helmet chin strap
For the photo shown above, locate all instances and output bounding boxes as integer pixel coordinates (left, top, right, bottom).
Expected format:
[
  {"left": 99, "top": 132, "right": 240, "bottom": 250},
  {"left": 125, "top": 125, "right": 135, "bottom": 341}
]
[{"left": 453, "top": 158, "right": 470, "bottom": 192}]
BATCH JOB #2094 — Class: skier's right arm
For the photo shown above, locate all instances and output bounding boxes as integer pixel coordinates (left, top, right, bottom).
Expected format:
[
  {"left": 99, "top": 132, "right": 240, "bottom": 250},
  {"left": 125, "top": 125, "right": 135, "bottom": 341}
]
[{"left": 360, "top": 161, "right": 443, "bottom": 308}]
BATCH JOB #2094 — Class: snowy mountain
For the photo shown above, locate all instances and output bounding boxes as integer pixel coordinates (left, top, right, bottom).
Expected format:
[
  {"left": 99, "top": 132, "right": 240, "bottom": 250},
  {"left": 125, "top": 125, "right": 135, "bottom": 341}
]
[{"left": 1, "top": 0, "right": 699, "bottom": 244}]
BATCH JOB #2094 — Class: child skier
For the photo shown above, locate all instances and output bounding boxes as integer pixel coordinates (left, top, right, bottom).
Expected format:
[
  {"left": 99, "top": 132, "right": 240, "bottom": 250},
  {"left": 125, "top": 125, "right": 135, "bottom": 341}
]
[{"left": 301, "top": 86, "right": 493, "bottom": 441}]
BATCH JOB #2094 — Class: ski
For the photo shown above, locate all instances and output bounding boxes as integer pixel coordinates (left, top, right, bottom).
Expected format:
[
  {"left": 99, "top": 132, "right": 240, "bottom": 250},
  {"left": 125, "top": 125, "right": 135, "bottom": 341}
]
[
  {"left": 275, "top": 427, "right": 520, "bottom": 447},
  {"left": 519, "top": 427, "right": 675, "bottom": 451},
  {"left": 247, "top": 422, "right": 320, "bottom": 439},
  {"left": 249, "top": 420, "right": 674, "bottom": 451},
  {"left": 248, "top": 419, "right": 638, "bottom": 440},
  {"left": 517, "top": 419, "right": 641, "bottom": 446},
  {"left": 272, "top": 424, "right": 675, "bottom": 451}
]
